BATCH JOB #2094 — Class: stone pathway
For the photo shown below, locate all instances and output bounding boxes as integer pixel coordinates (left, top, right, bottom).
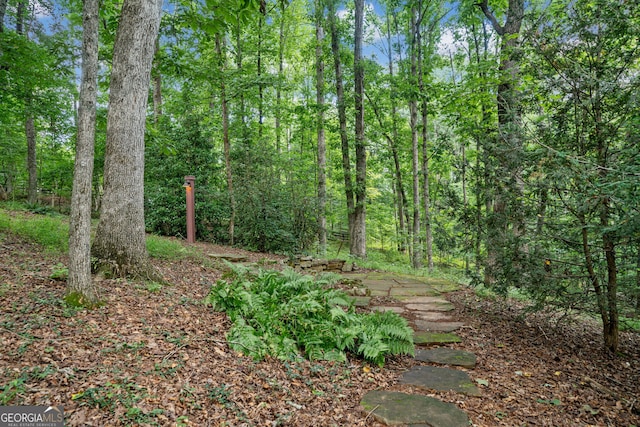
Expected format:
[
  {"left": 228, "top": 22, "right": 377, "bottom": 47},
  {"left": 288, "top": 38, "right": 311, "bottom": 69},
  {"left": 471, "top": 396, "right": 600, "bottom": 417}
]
[{"left": 345, "top": 272, "right": 476, "bottom": 427}]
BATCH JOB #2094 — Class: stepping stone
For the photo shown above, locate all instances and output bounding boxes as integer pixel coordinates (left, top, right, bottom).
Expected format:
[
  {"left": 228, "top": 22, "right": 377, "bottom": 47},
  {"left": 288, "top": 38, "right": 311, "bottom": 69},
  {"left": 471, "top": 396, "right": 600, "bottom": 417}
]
[
  {"left": 394, "top": 276, "right": 428, "bottom": 285},
  {"left": 414, "top": 320, "right": 464, "bottom": 332},
  {"left": 390, "top": 287, "right": 441, "bottom": 297},
  {"left": 400, "top": 366, "right": 480, "bottom": 396},
  {"left": 431, "top": 282, "right": 461, "bottom": 293},
  {"left": 365, "top": 272, "right": 400, "bottom": 281},
  {"left": 372, "top": 306, "right": 405, "bottom": 314},
  {"left": 415, "top": 348, "right": 477, "bottom": 369},
  {"left": 415, "top": 311, "right": 451, "bottom": 321},
  {"left": 349, "top": 296, "right": 371, "bottom": 307},
  {"left": 362, "top": 280, "right": 393, "bottom": 296},
  {"left": 414, "top": 331, "right": 461, "bottom": 345},
  {"left": 406, "top": 302, "right": 455, "bottom": 312},
  {"left": 402, "top": 296, "right": 451, "bottom": 304},
  {"left": 360, "top": 390, "right": 469, "bottom": 427}
]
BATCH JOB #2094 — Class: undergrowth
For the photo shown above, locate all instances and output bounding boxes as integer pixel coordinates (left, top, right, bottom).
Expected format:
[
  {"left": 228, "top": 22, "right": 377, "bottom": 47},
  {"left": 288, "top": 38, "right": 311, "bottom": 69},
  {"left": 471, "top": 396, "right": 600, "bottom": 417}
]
[
  {"left": 205, "top": 264, "right": 414, "bottom": 366},
  {"left": 0, "top": 208, "right": 69, "bottom": 253},
  {"left": 0, "top": 206, "right": 196, "bottom": 262}
]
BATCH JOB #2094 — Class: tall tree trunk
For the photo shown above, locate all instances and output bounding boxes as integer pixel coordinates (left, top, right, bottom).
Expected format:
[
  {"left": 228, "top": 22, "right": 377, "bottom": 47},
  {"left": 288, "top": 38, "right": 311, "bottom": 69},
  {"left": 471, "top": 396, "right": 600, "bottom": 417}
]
[
  {"left": 409, "top": 6, "right": 421, "bottom": 269},
  {"left": 595, "top": 99, "right": 618, "bottom": 352},
  {"left": 68, "top": 0, "right": 99, "bottom": 305},
  {"left": 328, "top": 0, "right": 355, "bottom": 240},
  {"left": 16, "top": 0, "right": 37, "bottom": 205},
  {"left": 601, "top": 202, "right": 618, "bottom": 352},
  {"left": 352, "top": 0, "right": 366, "bottom": 258},
  {"left": 417, "top": 10, "right": 433, "bottom": 271},
  {"left": 367, "top": 93, "right": 409, "bottom": 255},
  {"left": 478, "top": 0, "right": 525, "bottom": 284},
  {"left": 386, "top": 8, "right": 408, "bottom": 253},
  {"left": 216, "top": 33, "right": 235, "bottom": 245},
  {"left": 470, "top": 20, "right": 493, "bottom": 277},
  {"left": 16, "top": 0, "right": 25, "bottom": 35},
  {"left": 421, "top": 105, "right": 433, "bottom": 270},
  {"left": 315, "top": 0, "right": 327, "bottom": 255},
  {"left": 92, "top": 0, "right": 163, "bottom": 279}
]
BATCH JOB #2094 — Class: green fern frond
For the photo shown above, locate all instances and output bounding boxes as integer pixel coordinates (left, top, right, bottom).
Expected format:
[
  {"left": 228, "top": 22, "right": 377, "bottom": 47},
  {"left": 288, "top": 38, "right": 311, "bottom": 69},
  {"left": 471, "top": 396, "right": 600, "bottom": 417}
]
[
  {"left": 357, "top": 339, "right": 390, "bottom": 366},
  {"left": 321, "top": 349, "right": 347, "bottom": 363},
  {"left": 205, "top": 267, "right": 414, "bottom": 365}
]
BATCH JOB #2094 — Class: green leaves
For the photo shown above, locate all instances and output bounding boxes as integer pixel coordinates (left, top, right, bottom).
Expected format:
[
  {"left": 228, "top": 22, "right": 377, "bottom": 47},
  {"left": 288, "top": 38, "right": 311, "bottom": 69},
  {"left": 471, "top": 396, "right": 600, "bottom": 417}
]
[{"left": 205, "top": 266, "right": 414, "bottom": 365}]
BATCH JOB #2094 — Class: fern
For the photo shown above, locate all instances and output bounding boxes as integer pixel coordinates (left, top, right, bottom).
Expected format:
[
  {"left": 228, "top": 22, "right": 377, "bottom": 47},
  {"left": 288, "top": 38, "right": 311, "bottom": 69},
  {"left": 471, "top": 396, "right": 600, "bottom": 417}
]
[
  {"left": 205, "top": 268, "right": 414, "bottom": 365},
  {"left": 227, "top": 319, "right": 267, "bottom": 360},
  {"left": 357, "top": 337, "right": 390, "bottom": 366}
]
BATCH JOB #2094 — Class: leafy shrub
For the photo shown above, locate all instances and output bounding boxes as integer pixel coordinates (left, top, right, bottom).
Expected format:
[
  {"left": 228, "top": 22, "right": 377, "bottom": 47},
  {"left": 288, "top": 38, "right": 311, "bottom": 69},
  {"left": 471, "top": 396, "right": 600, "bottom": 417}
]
[{"left": 205, "top": 265, "right": 414, "bottom": 366}]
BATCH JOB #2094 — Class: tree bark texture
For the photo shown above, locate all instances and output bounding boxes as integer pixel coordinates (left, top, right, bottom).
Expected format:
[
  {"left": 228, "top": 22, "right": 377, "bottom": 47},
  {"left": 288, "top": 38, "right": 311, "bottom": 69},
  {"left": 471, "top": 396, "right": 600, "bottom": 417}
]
[
  {"left": 92, "top": 0, "right": 162, "bottom": 278},
  {"left": 352, "top": 0, "right": 367, "bottom": 258},
  {"left": 68, "top": 0, "right": 99, "bottom": 305}
]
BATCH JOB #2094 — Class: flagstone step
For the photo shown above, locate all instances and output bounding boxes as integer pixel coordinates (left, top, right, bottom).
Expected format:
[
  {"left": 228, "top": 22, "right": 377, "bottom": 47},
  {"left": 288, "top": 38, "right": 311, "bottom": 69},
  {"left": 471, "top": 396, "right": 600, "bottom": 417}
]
[
  {"left": 415, "top": 348, "right": 477, "bottom": 369},
  {"left": 414, "top": 331, "right": 462, "bottom": 345},
  {"left": 414, "top": 320, "right": 465, "bottom": 332},
  {"left": 347, "top": 296, "right": 371, "bottom": 307},
  {"left": 389, "top": 287, "right": 441, "bottom": 297},
  {"left": 400, "top": 365, "right": 481, "bottom": 396},
  {"left": 360, "top": 390, "right": 469, "bottom": 427},
  {"left": 371, "top": 306, "right": 405, "bottom": 314},
  {"left": 405, "top": 302, "right": 455, "bottom": 312},
  {"left": 401, "top": 296, "right": 453, "bottom": 304},
  {"left": 414, "top": 311, "right": 452, "bottom": 321},
  {"left": 351, "top": 272, "right": 479, "bottom": 426}
]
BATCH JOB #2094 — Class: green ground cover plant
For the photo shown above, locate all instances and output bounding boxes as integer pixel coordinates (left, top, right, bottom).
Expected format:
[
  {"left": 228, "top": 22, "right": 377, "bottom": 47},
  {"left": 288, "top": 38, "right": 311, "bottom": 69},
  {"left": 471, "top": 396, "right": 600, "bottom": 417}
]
[
  {"left": 0, "top": 205, "right": 196, "bottom": 262},
  {"left": 205, "top": 265, "right": 414, "bottom": 366},
  {"left": 146, "top": 235, "right": 195, "bottom": 260},
  {"left": 0, "top": 208, "right": 69, "bottom": 253},
  {"left": 0, "top": 365, "right": 56, "bottom": 405}
]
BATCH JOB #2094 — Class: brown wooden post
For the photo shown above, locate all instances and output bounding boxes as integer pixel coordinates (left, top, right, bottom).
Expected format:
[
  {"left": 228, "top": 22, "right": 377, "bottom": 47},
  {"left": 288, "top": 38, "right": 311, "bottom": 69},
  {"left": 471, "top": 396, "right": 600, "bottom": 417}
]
[{"left": 183, "top": 175, "right": 195, "bottom": 243}]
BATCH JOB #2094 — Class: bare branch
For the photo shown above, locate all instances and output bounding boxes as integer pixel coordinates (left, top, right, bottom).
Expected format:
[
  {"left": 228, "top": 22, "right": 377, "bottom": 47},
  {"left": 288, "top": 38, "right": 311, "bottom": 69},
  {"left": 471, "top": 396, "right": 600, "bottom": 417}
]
[{"left": 475, "top": 0, "right": 505, "bottom": 36}]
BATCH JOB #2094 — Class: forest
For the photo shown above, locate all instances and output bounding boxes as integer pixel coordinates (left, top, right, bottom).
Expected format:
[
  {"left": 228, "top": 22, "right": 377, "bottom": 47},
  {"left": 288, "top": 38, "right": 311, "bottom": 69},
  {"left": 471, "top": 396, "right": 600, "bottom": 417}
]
[{"left": 0, "top": 0, "right": 639, "bottom": 355}]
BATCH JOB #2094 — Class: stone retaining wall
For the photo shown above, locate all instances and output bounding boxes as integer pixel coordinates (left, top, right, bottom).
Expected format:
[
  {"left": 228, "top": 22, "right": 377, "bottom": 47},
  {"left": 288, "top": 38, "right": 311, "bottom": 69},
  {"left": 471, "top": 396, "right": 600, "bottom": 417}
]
[{"left": 288, "top": 256, "right": 353, "bottom": 273}]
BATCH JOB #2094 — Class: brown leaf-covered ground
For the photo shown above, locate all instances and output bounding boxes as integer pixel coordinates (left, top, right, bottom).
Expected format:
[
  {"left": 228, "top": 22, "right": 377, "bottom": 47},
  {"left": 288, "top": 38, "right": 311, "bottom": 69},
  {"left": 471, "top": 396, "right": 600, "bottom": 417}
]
[{"left": 1, "top": 232, "right": 639, "bottom": 426}]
